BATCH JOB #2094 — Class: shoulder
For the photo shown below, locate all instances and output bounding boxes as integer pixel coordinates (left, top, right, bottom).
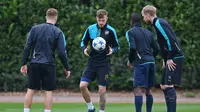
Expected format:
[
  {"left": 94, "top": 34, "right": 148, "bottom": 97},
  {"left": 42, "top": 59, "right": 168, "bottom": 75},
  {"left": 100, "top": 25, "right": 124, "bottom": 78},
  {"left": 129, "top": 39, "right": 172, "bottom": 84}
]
[
  {"left": 106, "top": 24, "right": 116, "bottom": 32},
  {"left": 127, "top": 27, "right": 139, "bottom": 34},
  {"left": 50, "top": 25, "right": 63, "bottom": 35},
  {"left": 156, "top": 18, "right": 170, "bottom": 27},
  {"left": 141, "top": 28, "right": 154, "bottom": 39},
  {"left": 143, "top": 27, "right": 153, "bottom": 34},
  {"left": 88, "top": 23, "right": 97, "bottom": 29},
  {"left": 32, "top": 23, "right": 46, "bottom": 29},
  {"left": 106, "top": 24, "right": 115, "bottom": 31},
  {"left": 126, "top": 28, "right": 133, "bottom": 34},
  {"left": 55, "top": 27, "right": 63, "bottom": 33},
  {"left": 33, "top": 23, "right": 61, "bottom": 31}
]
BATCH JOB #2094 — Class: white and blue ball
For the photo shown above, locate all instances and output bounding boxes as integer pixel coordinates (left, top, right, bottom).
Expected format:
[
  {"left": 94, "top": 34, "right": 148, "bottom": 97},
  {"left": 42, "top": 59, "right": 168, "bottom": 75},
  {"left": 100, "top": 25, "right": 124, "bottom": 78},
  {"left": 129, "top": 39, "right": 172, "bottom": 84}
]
[{"left": 92, "top": 37, "right": 106, "bottom": 51}]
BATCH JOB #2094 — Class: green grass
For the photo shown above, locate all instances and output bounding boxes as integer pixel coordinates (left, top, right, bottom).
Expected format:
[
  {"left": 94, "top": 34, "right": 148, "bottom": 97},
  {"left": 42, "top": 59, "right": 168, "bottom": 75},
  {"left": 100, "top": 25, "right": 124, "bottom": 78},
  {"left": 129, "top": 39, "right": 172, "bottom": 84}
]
[{"left": 0, "top": 103, "right": 200, "bottom": 112}]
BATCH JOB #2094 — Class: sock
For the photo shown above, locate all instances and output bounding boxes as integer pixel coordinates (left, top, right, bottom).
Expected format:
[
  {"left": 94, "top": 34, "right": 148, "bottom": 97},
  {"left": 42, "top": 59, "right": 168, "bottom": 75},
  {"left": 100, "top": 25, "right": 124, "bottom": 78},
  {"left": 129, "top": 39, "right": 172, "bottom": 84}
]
[
  {"left": 44, "top": 109, "right": 51, "bottom": 112},
  {"left": 99, "top": 110, "right": 105, "bottom": 112},
  {"left": 24, "top": 108, "right": 30, "bottom": 112},
  {"left": 87, "top": 102, "right": 94, "bottom": 110},
  {"left": 134, "top": 96, "right": 143, "bottom": 112},
  {"left": 163, "top": 87, "right": 176, "bottom": 112},
  {"left": 146, "top": 94, "right": 153, "bottom": 112}
]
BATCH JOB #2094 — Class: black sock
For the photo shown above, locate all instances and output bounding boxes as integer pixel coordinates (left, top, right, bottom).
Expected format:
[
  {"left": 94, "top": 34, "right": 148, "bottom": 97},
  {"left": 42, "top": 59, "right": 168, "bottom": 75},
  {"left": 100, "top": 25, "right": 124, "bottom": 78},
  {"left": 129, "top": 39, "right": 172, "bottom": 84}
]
[
  {"left": 146, "top": 94, "right": 153, "bottom": 112},
  {"left": 135, "top": 96, "right": 143, "bottom": 112},
  {"left": 163, "top": 87, "right": 177, "bottom": 112}
]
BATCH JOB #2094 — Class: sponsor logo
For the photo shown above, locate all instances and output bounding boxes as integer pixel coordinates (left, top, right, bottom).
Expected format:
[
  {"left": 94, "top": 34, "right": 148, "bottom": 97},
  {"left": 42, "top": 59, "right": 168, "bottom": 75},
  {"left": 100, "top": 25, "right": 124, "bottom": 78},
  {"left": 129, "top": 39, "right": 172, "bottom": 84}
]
[
  {"left": 105, "top": 74, "right": 109, "bottom": 81},
  {"left": 168, "top": 76, "right": 171, "bottom": 82}
]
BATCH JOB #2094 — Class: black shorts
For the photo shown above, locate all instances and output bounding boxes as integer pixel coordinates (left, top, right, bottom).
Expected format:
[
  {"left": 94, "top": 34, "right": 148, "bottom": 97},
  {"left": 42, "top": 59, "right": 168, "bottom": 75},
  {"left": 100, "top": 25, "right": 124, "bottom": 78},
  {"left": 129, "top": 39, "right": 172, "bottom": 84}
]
[
  {"left": 161, "top": 57, "right": 184, "bottom": 86},
  {"left": 80, "top": 63, "right": 110, "bottom": 86},
  {"left": 28, "top": 63, "right": 56, "bottom": 91},
  {"left": 133, "top": 62, "right": 156, "bottom": 88}
]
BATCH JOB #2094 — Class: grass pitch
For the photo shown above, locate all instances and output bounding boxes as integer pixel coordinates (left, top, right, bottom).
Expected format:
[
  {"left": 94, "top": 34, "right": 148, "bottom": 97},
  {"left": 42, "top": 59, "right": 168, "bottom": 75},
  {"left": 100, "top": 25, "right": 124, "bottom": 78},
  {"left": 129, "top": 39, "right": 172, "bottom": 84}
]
[{"left": 0, "top": 103, "right": 199, "bottom": 112}]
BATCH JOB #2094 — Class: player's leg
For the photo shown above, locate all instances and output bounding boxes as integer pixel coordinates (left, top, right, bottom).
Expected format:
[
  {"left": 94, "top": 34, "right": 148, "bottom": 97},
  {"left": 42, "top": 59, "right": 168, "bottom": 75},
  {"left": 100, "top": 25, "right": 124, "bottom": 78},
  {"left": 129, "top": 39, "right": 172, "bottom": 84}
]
[
  {"left": 161, "top": 66, "right": 177, "bottom": 112},
  {"left": 80, "top": 81, "right": 95, "bottom": 111},
  {"left": 164, "top": 57, "right": 183, "bottom": 112},
  {"left": 134, "top": 87, "right": 145, "bottom": 112},
  {"left": 146, "top": 89, "right": 153, "bottom": 112},
  {"left": 133, "top": 64, "right": 149, "bottom": 112},
  {"left": 43, "top": 91, "right": 53, "bottom": 112},
  {"left": 80, "top": 81, "right": 90, "bottom": 103},
  {"left": 24, "top": 63, "right": 40, "bottom": 112},
  {"left": 97, "top": 64, "right": 110, "bottom": 112},
  {"left": 98, "top": 85, "right": 106, "bottom": 112},
  {"left": 146, "top": 63, "right": 156, "bottom": 112},
  {"left": 24, "top": 89, "right": 35, "bottom": 112},
  {"left": 161, "top": 85, "right": 176, "bottom": 112},
  {"left": 42, "top": 64, "right": 56, "bottom": 112},
  {"left": 161, "top": 57, "right": 183, "bottom": 112},
  {"left": 80, "top": 64, "right": 96, "bottom": 112}
]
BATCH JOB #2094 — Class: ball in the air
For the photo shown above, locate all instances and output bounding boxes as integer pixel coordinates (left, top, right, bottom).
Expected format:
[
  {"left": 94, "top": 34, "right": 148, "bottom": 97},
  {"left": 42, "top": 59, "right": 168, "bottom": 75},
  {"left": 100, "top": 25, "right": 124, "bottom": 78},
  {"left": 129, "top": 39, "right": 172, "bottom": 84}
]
[{"left": 92, "top": 37, "right": 106, "bottom": 51}]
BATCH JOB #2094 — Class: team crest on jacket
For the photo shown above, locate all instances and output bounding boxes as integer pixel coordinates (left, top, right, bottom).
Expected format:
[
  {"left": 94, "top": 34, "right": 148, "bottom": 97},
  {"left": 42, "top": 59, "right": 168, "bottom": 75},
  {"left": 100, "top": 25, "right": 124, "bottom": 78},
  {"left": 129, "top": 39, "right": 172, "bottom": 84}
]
[{"left": 105, "top": 30, "right": 109, "bottom": 35}]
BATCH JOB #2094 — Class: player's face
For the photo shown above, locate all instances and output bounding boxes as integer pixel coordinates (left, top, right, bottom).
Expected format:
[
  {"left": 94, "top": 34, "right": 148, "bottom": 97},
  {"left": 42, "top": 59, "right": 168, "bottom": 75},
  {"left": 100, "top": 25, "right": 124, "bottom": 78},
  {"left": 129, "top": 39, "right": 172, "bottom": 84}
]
[
  {"left": 96, "top": 15, "right": 108, "bottom": 28},
  {"left": 142, "top": 13, "right": 151, "bottom": 24}
]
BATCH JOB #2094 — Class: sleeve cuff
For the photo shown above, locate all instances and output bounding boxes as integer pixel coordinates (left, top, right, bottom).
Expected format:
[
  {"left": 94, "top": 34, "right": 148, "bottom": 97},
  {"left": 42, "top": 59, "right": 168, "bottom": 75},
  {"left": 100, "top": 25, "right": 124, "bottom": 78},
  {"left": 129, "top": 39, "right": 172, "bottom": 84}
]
[
  {"left": 81, "top": 46, "right": 86, "bottom": 52},
  {"left": 65, "top": 66, "right": 70, "bottom": 71},
  {"left": 167, "top": 51, "right": 174, "bottom": 60}
]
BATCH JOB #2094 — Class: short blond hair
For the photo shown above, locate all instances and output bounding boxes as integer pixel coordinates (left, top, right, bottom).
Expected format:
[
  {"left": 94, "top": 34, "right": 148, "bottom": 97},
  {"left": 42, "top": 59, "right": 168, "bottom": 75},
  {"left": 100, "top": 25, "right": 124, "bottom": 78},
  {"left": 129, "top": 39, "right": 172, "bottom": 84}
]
[
  {"left": 96, "top": 9, "right": 108, "bottom": 18},
  {"left": 141, "top": 5, "right": 156, "bottom": 17},
  {"left": 46, "top": 8, "right": 58, "bottom": 19}
]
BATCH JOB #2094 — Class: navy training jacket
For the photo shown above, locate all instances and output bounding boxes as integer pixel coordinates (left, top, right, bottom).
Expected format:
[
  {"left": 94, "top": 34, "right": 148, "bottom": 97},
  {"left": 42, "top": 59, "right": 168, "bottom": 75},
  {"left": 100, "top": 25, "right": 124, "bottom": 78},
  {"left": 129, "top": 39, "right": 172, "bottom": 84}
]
[{"left": 22, "top": 23, "right": 70, "bottom": 70}]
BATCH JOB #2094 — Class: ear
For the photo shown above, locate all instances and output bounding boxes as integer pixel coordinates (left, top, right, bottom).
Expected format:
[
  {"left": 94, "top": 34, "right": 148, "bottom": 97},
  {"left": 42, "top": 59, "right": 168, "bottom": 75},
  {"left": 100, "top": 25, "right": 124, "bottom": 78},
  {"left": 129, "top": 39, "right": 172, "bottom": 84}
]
[
  {"left": 55, "top": 16, "right": 58, "bottom": 20},
  {"left": 147, "top": 14, "right": 151, "bottom": 19}
]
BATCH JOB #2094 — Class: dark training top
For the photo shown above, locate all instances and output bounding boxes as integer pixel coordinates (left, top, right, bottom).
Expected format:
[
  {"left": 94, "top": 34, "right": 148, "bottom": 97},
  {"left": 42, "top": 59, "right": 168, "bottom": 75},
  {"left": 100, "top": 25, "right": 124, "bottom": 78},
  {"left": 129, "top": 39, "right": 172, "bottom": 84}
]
[
  {"left": 22, "top": 23, "right": 70, "bottom": 70},
  {"left": 126, "top": 23, "right": 160, "bottom": 65},
  {"left": 153, "top": 17, "right": 184, "bottom": 61},
  {"left": 81, "top": 23, "right": 120, "bottom": 66}
]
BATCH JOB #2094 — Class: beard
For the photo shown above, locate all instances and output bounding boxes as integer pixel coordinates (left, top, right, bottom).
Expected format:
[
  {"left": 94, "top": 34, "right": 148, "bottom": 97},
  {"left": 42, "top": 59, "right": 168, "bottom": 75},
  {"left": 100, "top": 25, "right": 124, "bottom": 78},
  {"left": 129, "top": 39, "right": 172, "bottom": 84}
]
[
  {"left": 98, "top": 24, "right": 105, "bottom": 28},
  {"left": 145, "top": 19, "right": 151, "bottom": 24}
]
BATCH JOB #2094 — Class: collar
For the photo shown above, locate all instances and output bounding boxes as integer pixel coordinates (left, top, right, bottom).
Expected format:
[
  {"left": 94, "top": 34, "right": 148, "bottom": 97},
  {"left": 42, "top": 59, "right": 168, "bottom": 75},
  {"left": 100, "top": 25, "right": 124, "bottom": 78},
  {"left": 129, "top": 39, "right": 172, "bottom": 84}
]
[
  {"left": 132, "top": 23, "right": 142, "bottom": 27},
  {"left": 46, "top": 22, "right": 55, "bottom": 25},
  {"left": 153, "top": 17, "right": 158, "bottom": 25}
]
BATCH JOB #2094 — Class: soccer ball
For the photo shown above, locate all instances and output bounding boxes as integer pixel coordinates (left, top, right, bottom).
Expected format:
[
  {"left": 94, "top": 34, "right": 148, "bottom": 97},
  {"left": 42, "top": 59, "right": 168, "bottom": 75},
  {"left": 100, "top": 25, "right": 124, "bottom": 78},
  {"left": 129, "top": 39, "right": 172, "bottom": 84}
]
[{"left": 92, "top": 37, "right": 106, "bottom": 51}]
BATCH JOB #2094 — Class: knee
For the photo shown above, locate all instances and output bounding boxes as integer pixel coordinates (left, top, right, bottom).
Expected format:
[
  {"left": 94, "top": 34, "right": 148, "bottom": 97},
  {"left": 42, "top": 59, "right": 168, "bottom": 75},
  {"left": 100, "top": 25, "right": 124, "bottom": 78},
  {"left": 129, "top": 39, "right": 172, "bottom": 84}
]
[
  {"left": 79, "top": 83, "right": 88, "bottom": 90},
  {"left": 145, "top": 89, "right": 152, "bottom": 95},
  {"left": 44, "top": 91, "right": 52, "bottom": 96},
  {"left": 164, "top": 88, "right": 176, "bottom": 102},
  {"left": 134, "top": 87, "right": 144, "bottom": 96},
  {"left": 98, "top": 87, "right": 106, "bottom": 96},
  {"left": 26, "top": 89, "right": 35, "bottom": 97},
  {"left": 160, "top": 84, "right": 174, "bottom": 90},
  {"left": 160, "top": 85, "right": 167, "bottom": 90}
]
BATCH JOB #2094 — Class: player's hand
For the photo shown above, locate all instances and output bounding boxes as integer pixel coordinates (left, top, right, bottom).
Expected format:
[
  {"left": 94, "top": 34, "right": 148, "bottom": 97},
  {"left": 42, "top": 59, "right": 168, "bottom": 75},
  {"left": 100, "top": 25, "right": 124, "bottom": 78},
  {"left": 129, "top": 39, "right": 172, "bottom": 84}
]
[
  {"left": 84, "top": 48, "right": 89, "bottom": 56},
  {"left": 166, "top": 59, "right": 176, "bottom": 71},
  {"left": 20, "top": 65, "right": 28, "bottom": 76},
  {"left": 162, "top": 60, "right": 165, "bottom": 68},
  {"left": 127, "top": 60, "right": 133, "bottom": 68},
  {"left": 64, "top": 69, "right": 71, "bottom": 78},
  {"left": 107, "top": 46, "right": 113, "bottom": 55}
]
